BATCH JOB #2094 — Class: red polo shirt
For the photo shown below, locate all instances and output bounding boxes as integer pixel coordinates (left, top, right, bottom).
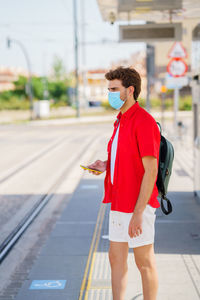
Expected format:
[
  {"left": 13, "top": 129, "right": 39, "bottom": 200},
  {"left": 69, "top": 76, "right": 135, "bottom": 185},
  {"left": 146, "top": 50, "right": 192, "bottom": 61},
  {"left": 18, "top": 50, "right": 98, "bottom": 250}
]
[{"left": 102, "top": 101, "right": 161, "bottom": 212}]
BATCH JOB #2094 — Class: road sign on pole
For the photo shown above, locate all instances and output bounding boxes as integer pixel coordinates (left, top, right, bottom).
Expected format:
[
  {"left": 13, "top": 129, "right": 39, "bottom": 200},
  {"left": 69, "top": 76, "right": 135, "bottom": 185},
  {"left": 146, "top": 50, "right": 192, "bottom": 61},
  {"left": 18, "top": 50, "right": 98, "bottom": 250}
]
[
  {"left": 167, "top": 58, "right": 188, "bottom": 77},
  {"left": 165, "top": 74, "right": 189, "bottom": 89},
  {"left": 168, "top": 42, "right": 187, "bottom": 58},
  {"left": 166, "top": 42, "right": 188, "bottom": 137}
]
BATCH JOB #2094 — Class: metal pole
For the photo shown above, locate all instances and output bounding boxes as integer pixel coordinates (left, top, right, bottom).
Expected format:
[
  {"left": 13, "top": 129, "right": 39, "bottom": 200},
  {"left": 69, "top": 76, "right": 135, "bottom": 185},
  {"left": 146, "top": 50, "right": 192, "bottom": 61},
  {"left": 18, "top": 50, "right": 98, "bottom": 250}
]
[
  {"left": 174, "top": 86, "right": 179, "bottom": 136},
  {"left": 146, "top": 44, "right": 150, "bottom": 112},
  {"left": 146, "top": 44, "right": 154, "bottom": 112},
  {"left": 146, "top": 72, "right": 151, "bottom": 112},
  {"left": 161, "top": 92, "right": 165, "bottom": 132},
  {"left": 7, "top": 38, "right": 34, "bottom": 120},
  {"left": 42, "top": 51, "right": 48, "bottom": 100},
  {"left": 73, "top": 0, "right": 80, "bottom": 118},
  {"left": 81, "top": 0, "right": 88, "bottom": 108}
]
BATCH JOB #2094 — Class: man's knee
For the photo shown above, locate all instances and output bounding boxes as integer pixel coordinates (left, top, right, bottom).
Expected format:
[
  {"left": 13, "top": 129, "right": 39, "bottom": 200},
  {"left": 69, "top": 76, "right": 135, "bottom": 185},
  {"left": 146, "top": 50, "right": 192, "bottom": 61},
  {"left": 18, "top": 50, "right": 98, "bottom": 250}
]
[
  {"left": 133, "top": 244, "right": 155, "bottom": 272},
  {"left": 108, "top": 243, "right": 128, "bottom": 267},
  {"left": 109, "top": 249, "right": 121, "bottom": 266},
  {"left": 135, "top": 255, "right": 155, "bottom": 274}
]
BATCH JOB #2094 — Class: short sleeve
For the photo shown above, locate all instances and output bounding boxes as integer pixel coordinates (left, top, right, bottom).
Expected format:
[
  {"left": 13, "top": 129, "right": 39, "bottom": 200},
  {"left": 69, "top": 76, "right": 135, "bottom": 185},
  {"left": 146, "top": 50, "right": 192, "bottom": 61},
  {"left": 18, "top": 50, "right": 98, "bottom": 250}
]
[{"left": 136, "top": 117, "right": 160, "bottom": 158}]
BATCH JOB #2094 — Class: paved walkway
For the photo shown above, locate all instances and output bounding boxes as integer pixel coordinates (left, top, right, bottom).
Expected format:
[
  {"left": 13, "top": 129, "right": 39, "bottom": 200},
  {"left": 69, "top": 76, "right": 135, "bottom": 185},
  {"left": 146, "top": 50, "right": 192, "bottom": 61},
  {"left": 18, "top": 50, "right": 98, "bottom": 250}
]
[{"left": 78, "top": 143, "right": 200, "bottom": 300}]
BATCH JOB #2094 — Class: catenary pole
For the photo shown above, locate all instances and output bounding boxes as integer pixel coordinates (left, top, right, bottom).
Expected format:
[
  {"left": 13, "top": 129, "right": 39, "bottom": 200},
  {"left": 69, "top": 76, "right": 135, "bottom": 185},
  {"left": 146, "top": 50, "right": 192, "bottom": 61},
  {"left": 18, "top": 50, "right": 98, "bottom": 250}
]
[
  {"left": 81, "top": 0, "right": 88, "bottom": 108},
  {"left": 73, "top": 0, "right": 80, "bottom": 118}
]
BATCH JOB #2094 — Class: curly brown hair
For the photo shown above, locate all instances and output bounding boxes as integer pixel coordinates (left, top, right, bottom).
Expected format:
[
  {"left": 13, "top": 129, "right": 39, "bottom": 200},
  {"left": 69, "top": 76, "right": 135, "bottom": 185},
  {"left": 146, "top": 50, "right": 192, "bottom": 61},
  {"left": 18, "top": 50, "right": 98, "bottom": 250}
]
[{"left": 105, "top": 66, "right": 141, "bottom": 100}]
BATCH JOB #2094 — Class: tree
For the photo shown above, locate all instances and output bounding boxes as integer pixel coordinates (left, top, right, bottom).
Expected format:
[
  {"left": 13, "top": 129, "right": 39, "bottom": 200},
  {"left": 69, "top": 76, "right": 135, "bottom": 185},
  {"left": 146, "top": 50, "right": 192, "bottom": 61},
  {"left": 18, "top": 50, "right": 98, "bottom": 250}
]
[
  {"left": 51, "top": 55, "right": 66, "bottom": 81},
  {"left": 31, "top": 77, "right": 45, "bottom": 99},
  {"left": 13, "top": 76, "right": 27, "bottom": 97},
  {"left": 48, "top": 80, "right": 69, "bottom": 104}
]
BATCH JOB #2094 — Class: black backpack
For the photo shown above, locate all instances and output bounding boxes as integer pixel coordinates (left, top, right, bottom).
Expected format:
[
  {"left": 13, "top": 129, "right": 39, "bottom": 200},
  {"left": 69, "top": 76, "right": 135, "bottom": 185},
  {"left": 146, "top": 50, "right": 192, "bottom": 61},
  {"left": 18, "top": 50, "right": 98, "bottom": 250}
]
[{"left": 156, "top": 122, "right": 174, "bottom": 215}]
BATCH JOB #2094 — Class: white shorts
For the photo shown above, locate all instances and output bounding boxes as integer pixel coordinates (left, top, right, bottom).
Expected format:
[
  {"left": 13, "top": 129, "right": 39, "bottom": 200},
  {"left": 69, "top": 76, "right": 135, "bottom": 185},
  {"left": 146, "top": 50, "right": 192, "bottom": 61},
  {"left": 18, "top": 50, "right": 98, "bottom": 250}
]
[{"left": 109, "top": 205, "right": 156, "bottom": 248}]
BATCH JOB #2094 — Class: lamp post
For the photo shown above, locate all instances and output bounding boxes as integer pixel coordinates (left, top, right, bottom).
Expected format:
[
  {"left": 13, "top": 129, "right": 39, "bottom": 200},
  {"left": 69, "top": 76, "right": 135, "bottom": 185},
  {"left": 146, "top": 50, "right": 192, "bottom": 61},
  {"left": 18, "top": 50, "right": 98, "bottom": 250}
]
[{"left": 7, "top": 37, "right": 34, "bottom": 120}]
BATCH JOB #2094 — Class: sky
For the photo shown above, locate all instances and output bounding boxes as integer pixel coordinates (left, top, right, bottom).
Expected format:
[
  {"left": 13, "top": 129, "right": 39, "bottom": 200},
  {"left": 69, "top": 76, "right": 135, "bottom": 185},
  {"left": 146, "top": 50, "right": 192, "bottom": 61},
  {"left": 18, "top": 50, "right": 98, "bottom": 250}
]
[{"left": 0, "top": 0, "right": 145, "bottom": 76}]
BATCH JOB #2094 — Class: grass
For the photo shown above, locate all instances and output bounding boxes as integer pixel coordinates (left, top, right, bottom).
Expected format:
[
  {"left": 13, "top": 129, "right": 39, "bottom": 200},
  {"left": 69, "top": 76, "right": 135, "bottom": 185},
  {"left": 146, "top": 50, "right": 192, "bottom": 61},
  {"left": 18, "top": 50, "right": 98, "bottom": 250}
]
[
  {"left": 0, "top": 97, "right": 30, "bottom": 110},
  {"left": 0, "top": 95, "right": 192, "bottom": 125},
  {"left": 0, "top": 95, "right": 192, "bottom": 111}
]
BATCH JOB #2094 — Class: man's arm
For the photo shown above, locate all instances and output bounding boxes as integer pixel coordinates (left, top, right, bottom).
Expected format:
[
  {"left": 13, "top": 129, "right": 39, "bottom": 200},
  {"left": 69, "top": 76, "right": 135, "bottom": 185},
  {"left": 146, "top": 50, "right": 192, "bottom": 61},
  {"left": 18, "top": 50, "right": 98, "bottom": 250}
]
[
  {"left": 128, "top": 156, "right": 158, "bottom": 238},
  {"left": 134, "top": 156, "right": 158, "bottom": 213}
]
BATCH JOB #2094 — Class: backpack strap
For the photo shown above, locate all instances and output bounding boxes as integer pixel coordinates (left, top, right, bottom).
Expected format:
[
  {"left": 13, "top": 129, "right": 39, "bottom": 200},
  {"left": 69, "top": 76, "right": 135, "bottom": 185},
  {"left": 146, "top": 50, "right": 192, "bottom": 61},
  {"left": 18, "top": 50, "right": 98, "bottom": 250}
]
[
  {"left": 158, "top": 151, "right": 173, "bottom": 215},
  {"left": 156, "top": 122, "right": 162, "bottom": 134},
  {"left": 161, "top": 195, "right": 173, "bottom": 215},
  {"left": 156, "top": 121, "right": 173, "bottom": 215},
  {"left": 157, "top": 161, "right": 166, "bottom": 195}
]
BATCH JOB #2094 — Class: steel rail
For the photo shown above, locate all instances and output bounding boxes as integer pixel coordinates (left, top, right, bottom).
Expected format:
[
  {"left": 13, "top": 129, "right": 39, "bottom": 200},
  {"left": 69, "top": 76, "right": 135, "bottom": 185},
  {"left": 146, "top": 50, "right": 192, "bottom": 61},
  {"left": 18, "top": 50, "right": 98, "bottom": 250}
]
[{"left": 0, "top": 135, "right": 97, "bottom": 263}]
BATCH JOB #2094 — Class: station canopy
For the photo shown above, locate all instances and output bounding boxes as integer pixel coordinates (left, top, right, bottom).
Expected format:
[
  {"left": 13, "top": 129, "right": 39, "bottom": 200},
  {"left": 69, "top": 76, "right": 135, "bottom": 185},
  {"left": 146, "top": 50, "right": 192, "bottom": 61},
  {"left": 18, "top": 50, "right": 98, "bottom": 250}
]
[{"left": 97, "top": 0, "right": 200, "bottom": 23}]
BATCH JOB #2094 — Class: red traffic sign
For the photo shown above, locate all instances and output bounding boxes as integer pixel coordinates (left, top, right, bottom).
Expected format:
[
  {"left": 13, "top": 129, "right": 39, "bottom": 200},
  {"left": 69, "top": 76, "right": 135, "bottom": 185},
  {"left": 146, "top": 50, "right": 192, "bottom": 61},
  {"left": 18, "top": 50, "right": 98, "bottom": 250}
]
[
  {"left": 168, "top": 42, "right": 187, "bottom": 58},
  {"left": 167, "top": 58, "right": 188, "bottom": 77}
]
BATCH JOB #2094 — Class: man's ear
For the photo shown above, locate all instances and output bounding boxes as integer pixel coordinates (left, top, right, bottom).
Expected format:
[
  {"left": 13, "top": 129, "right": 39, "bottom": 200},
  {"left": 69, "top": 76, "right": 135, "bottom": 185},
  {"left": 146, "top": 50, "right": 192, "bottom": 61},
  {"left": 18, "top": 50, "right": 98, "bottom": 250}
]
[{"left": 128, "top": 86, "right": 134, "bottom": 97}]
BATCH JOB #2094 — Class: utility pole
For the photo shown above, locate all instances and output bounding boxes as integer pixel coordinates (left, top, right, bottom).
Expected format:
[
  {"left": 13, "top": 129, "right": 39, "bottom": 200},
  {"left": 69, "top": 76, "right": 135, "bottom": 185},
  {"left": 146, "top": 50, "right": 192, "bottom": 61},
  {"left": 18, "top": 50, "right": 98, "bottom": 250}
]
[
  {"left": 146, "top": 44, "right": 155, "bottom": 113},
  {"left": 73, "top": 0, "right": 80, "bottom": 118},
  {"left": 174, "top": 86, "right": 179, "bottom": 136},
  {"left": 160, "top": 84, "right": 167, "bottom": 132},
  {"left": 7, "top": 37, "right": 34, "bottom": 120},
  {"left": 81, "top": 0, "right": 88, "bottom": 108},
  {"left": 42, "top": 51, "right": 48, "bottom": 100}
]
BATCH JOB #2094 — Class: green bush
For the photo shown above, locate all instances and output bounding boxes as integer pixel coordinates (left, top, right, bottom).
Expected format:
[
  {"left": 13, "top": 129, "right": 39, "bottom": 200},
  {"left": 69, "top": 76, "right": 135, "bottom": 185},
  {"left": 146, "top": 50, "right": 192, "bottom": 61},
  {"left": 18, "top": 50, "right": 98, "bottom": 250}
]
[
  {"left": 48, "top": 81, "right": 68, "bottom": 101},
  {"left": 0, "top": 96, "right": 30, "bottom": 110},
  {"left": 13, "top": 76, "right": 27, "bottom": 97},
  {"left": 32, "top": 77, "right": 45, "bottom": 99},
  {"left": 50, "top": 97, "right": 68, "bottom": 108},
  {"left": 0, "top": 90, "right": 14, "bottom": 101},
  {"left": 179, "top": 96, "right": 192, "bottom": 111},
  {"left": 101, "top": 101, "right": 114, "bottom": 110},
  {"left": 0, "top": 55, "right": 72, "bottom": 110}
]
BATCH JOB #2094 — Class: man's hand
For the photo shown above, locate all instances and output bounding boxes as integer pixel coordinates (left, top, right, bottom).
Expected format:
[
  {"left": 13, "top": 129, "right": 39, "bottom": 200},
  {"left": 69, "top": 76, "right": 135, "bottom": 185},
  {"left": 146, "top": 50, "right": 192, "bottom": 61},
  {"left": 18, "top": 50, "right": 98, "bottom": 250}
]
[
  {"left": 87, "top": 160, "right": 107, "bottom": 176},
  {"left": 128, "top": 212, "right": 143, "bottom": 238}
]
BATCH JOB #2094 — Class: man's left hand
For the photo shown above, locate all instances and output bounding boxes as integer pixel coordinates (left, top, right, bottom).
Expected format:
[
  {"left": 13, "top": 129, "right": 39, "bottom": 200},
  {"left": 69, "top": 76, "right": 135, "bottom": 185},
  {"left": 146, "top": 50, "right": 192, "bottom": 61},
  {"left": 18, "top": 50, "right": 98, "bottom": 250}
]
[{"left": 128, "top": 212, "right": 143, "bottom": 238}]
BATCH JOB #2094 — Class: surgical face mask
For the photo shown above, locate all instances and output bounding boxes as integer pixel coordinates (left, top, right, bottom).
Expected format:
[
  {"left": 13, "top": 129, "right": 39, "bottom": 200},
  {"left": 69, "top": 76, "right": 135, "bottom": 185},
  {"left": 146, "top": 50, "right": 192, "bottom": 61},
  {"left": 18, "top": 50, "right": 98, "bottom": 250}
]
[{"left": 108, "top": 91, "right": 125, "bottom": 110}]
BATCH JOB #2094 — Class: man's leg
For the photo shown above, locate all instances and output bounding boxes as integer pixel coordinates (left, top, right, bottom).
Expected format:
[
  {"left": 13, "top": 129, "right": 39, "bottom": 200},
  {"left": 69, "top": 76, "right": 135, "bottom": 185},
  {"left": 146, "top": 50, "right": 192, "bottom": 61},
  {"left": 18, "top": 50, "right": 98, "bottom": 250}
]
[
  {"left": 133, "top": 244, "right": 158, "bottom": 300},
  {"left": 108, "top": 241, "right": 129, "bottom": 300}
]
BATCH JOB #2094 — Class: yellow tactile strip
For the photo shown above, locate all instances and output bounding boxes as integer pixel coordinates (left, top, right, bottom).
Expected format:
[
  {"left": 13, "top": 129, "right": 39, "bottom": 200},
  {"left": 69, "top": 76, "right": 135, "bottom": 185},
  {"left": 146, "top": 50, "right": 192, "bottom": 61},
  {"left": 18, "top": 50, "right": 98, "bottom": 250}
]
[
  {"left": 92, "top": 253, "right": 111, "bottom": 281},
  {"left": 79, "top": 203, "right": 109, "bottom": 300},
  {"left": 86, "top": 288, "right": 112, "bottom": 300}
]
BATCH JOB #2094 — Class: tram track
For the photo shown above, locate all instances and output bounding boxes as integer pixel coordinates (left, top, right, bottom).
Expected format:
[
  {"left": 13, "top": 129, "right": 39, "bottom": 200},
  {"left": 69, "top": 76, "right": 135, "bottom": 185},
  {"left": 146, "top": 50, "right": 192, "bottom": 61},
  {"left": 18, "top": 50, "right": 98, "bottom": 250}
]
[
  {"left": 0, "top": 134, "right": 102, "bottom": 264},
  {"left": 0, "top": 133, "right": 74, "bottom": 185}
]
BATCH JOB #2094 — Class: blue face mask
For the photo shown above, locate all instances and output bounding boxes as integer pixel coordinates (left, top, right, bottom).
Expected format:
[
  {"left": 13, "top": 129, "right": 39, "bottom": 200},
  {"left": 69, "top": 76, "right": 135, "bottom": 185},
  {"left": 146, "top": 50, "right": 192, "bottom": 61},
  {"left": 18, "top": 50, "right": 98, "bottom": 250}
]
[{"left": 108, "top": 91, "right": 124, "bottom": 110}]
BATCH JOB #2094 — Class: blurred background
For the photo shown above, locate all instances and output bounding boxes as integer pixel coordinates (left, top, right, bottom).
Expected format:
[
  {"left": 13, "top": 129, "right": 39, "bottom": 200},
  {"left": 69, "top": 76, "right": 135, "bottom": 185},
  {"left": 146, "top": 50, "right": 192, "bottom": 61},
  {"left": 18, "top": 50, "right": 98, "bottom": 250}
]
[
  {"left": 0, "top": 0, "right": 199, "bottom": 119},
  {"left": 0, "top": 1, "right": 200, "bottom": 299}
]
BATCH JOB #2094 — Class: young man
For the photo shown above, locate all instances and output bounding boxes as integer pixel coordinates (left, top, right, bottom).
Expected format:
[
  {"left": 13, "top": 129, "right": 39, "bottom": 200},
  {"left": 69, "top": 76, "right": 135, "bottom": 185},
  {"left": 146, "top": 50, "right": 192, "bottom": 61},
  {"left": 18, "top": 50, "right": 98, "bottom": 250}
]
[{"left": 87, "top": 66, "right": 160, "bottom": 300}]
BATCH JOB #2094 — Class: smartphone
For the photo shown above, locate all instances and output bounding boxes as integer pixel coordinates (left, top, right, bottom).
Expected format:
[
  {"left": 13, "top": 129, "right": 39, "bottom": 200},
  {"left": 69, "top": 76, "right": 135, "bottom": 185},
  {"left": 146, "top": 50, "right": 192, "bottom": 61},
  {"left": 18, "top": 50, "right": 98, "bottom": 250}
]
[{"left": 80, "top": 165, "right": 103, "bottom": 174}]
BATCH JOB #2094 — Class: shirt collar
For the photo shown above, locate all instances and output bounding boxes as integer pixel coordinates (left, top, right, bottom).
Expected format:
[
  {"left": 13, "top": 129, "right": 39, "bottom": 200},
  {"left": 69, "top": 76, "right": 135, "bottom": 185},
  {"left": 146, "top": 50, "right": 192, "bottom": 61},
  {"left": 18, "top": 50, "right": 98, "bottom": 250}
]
[{"left": 116, "top": 101, "right": 139, "bottom": 123}]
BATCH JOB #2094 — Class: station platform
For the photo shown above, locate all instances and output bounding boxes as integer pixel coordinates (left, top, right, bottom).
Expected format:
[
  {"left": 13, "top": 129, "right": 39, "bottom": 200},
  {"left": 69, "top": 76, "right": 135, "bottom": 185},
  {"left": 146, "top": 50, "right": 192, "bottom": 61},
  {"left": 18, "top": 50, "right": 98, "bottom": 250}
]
[{"left": 15, "top": 166, "right": 200, "bottom": 300}]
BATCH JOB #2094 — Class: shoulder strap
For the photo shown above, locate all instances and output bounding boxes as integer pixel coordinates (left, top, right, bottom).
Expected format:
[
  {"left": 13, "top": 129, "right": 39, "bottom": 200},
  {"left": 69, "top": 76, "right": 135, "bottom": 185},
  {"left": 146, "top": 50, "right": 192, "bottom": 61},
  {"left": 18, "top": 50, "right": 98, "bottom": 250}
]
[
  {"left": 157, "top": 162, "right": 166, "bottom": 195},
  {"left": 161, "top": 195, "right": 173, "bottom": 215},
  {"left": 156, "top": 122, "right": 162, "bottom": 134},
  {"left": 156, "top": 121, "right": 173, "bottom": 215}
]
